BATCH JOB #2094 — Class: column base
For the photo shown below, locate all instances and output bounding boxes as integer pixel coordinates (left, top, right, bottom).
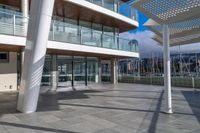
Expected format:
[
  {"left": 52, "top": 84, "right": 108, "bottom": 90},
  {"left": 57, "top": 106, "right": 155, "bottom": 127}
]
[{"left": 163, "top": 109, "right": 173, "bottom": 114}]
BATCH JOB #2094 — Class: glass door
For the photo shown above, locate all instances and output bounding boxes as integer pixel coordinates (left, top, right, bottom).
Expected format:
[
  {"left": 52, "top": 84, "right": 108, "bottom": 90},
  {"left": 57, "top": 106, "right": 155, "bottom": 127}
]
[
  {"left": 57, "top": 56, "right": 72, "bottom": 87},
  {"left": 87, "top": 57, "right": 98, "bottom": 84},
  {"left": 73, "top": 56, "right": 86, "bottom": 86}
]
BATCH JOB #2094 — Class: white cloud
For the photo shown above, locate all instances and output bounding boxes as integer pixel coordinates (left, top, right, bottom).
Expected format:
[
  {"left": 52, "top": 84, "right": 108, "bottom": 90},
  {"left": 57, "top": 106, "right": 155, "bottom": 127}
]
[{"left": 120, "top": 30, "right": 162, "bottom": 58}]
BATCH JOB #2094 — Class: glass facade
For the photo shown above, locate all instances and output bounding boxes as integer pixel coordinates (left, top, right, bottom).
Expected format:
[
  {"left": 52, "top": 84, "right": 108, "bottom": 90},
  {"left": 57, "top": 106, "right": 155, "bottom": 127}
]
[
  {"left": 41, "top": 55, "right": 99, "bottom": 88},
  {"left": 87, "top": 57, "right": 99, "bottom": 83},
  {"left": 0, "top": 9, "right": 139, "bottom": 53},
  {"left": 101, "top": 60, "right": 111, "bottom": 82},
  {"left": 73, "top": 56, "right": 86, "bottom": 86}
]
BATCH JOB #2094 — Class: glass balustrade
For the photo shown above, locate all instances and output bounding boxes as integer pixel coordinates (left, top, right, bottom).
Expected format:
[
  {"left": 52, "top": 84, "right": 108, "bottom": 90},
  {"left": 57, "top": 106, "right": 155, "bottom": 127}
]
[
  {"left": 86, "top": 0, "right": 138, "bottom": 21},
  {"left": 0, "top": 11, "right": 28, "bottom": 36},
  {"left": 0, "top": 11, "right": 139, "bottom": 53}
]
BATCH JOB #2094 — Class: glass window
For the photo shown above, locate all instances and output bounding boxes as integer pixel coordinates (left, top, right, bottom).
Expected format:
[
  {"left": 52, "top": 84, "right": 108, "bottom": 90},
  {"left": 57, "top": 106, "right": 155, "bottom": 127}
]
[
  {"left": 103, "top": 26, "right": 114, "bottom": 35},
  {"left": 102, "top": 26, "right": 116, "bottom": 49},
  {"left": 80, "top": 21, "right": 93, "bottom": 46},
  {"left": 103, "top": 0, "right": 115, "bottom": 11},
  {"left": 93, "top": 0, "right": 102, "bottom": 6},
  {"left": 57, "top": 56, "right": 73, "bottom": 87},
  {"left": 91, "top": 23, "right": 102, "bottom": 47},
  {"left": 53, "top": 18, "right": 79, "bottom": 44},
  {"left": 64, "top": 18, "right": 79, "bottom": 44},
  {"left": 0, "top": 52, "right": 9, "bottom": 63},
  {"left": 79, "top": 21, "right": 92, "bottom": 29},
  {"left": 92, "top": 23, "right": 102, "bottom": 32},
  {"left": 87, "top": 57, "right": 98, "bottom": 83},
  {"left": 74, "top": 56, "right": 86, "bottom": 85}
]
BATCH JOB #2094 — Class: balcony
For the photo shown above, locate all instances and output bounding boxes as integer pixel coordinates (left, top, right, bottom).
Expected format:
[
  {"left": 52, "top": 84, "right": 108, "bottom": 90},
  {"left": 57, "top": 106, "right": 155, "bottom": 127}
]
[
  {"left": 85, "top": 0, "right": 138, "bottom": 21},
  {"left": 0, "top": 10, "right": 139, "bottom": 53}
]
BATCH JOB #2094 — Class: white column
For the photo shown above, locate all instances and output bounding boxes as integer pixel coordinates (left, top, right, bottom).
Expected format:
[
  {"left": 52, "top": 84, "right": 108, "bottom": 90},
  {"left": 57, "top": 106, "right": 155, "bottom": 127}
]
[
  {"left": 21, "top": 0, "right": 29, "bottom": 35},
  {"left": 98, "top": 58, "right": 102, "bottom": 83},
  {"left": 163, "top": 25, "right": 173, "bottom": 114},
  {"left": 111, "top": 58, "right": 118, "bottom": 84},
  {"left": 51, "top": 55, "right": 58, "bottom": 91},
  {"left": 95, "top": 61, "right": 99, "bottom": 83},
  {"left": 17, "top": 0, "right": 55, "bottom": 113},
  {"left": 21, "top": 48, "right": 25, "bottom": 69}
]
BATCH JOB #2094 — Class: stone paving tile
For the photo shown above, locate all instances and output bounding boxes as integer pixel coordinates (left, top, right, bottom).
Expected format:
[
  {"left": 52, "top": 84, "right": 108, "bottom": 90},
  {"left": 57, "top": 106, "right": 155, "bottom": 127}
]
[
  {"left": 0, "top": 84, "right": 200, "bottom": 133},
  {"left": 94, "top": 125, "right": 137, "bottom": 133},
  {"left": 66, "top": 115, "right": 117, "bottom": 133},
  {"left": 0, "top": 114, "right": 21, "bottom": 123},
  {"left": 39, "top": 114, "right": 61, "bottom": 123},
  {"left": 0, "top": 125, "right": 9, "bottom": 133}
]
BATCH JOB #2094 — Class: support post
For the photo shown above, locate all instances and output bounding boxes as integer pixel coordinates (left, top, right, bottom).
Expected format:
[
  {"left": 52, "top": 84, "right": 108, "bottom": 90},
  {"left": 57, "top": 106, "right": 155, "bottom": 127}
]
[
  {"left": 21, "top": 0, "right": 29, "bottom": 35},
  {"left": 13, "top": 14, "right": 16, "bottom": 35},
  {"left": 111, "top": 58, "right": 118, "bottom": 84},
  {"left": 72, "top": 57, "right": 74, "bottom": 87},
  {"left": 17, "top": 0, "right": 55, "bottom": 113},
  {"left": 51, "top": 55, "right": 58, "bottom": 91},
  {"left": 98, "top": 58, "right": 102, "bottom": 83},
  {"left": 85, "top": 57, "right": 88, "bottom": 86},
  {"left": 95, "top": 60, "right": 99, "bottom": 83},
  {"left": 163, "top": 25, "right": 173, "bottom": 114}
]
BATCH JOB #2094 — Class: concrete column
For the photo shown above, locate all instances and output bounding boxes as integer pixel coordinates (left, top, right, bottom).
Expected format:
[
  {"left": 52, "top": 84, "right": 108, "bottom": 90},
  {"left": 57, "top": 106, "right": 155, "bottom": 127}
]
[
  {"left": 111, "top": 58, "right": 118, "bottom": 84},
  {"left": 98, "top": 58, "right": 102, "bottom": 83},
  {"left": 163, "top": 25, "right": 173, "bottom": 114},
  {"left": 51, "top": 55, "right": 58, "bottom": 91},
  {"left": 17, "top": 0, "right": 55, "bottom": 113},
  {"left": 21, "top": 48, "right": 25, "bottom": 69},
  {"left": 21, "top": 0, "right": 29, "bottom": 35},
  {"left": 20, "top": 48, "right": 25, "bottom": 84}
]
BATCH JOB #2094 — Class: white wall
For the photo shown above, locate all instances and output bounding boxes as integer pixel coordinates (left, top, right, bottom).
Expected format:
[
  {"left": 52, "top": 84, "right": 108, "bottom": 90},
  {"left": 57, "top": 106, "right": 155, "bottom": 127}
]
[{"left": 0, "top": 52, "right": 18, "bottom": 91}]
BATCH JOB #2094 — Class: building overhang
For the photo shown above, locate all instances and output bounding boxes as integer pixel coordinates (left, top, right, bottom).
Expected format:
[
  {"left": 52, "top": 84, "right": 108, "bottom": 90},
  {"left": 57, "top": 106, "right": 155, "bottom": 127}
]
[{"left": 56, "top": 0, "right": 138, "bottom": 32}]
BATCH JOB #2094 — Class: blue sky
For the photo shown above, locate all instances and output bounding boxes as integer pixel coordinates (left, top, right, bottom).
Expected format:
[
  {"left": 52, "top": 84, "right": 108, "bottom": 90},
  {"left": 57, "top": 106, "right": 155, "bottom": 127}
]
[{"left": 131, "top": 11, "right": 149, "bottom": 32}]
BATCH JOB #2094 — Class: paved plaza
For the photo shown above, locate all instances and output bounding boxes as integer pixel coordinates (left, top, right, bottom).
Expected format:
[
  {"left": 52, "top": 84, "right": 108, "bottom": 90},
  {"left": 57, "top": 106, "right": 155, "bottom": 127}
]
[{"left": 0, "top": 84, "right": 200, "bottom": 133}]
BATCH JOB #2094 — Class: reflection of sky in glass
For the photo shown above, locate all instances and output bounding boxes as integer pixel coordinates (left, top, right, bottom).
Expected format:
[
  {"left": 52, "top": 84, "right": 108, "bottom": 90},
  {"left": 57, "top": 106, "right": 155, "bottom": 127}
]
[
  {"left": 119, "top": 4, "right": 130, "bottom": 17},
  {"left": 119, "top": 1, "right": 149, "bottom": 33}
]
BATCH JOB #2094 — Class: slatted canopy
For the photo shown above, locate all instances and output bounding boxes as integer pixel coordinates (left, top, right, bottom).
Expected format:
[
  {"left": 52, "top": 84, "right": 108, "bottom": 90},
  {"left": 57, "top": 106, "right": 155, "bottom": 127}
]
[
  {"left": 132, "top": 0, "right": 200, "bottom": 24},
  {"left": 144, "top": 18, "right": 200, "bottom": 46},
  {"left": 132, "top": 0, "right": 200, "bottom": 46},
  {"left": 152, "top": 33, "right": 200, "bottom": 46}
]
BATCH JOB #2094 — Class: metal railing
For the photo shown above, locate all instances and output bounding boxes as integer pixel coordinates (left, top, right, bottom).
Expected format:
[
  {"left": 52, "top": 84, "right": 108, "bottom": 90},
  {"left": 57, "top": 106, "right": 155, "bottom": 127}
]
[
  {"left": 85, "top": 0, "right": 138, "bottom": 21},
  {"left": 118, "top": 75, "right": 200, "bottom": 89},
  {"left": 0, "top": 11, "right": 139, "bottom": 53}
]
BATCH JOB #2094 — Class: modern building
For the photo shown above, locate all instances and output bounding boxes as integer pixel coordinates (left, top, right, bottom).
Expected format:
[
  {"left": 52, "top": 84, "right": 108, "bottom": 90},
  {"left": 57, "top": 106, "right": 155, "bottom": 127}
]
[{"left": 0, "top": 0, "right": 139, "bottom": 112}]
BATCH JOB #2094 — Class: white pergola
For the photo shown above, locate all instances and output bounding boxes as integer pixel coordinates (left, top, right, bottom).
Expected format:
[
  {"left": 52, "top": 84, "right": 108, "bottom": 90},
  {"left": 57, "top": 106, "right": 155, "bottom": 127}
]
[
  {"left": 132, "top": 0, "right": 200, "bottom": 114},
  {"left": 145, "top": 19, "right": 200, "bottom": 46}
]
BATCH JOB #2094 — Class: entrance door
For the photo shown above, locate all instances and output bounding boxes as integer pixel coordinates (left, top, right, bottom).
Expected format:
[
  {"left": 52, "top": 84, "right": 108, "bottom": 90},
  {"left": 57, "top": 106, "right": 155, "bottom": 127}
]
[
  {"left": 57, "top": 56, "right": 72, "bottom": 87},
  {"left": 73, "top": 57, "right": 86, "bottom": 86},
  {"left": 87, "top": 57, "right": 98, "bottom": 84}
]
